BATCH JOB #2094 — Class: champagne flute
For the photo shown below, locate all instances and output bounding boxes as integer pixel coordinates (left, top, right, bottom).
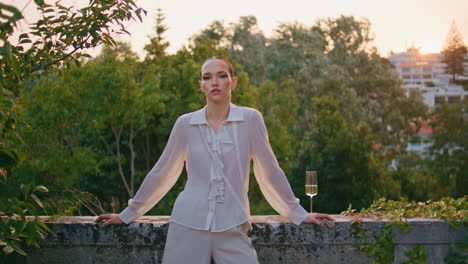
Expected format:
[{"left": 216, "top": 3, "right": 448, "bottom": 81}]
[{"left": 305, "top": 171, "right": 318, "bottom": 213}]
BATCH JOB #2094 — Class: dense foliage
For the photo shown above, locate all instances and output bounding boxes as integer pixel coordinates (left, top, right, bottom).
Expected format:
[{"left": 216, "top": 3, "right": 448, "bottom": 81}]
[
  {"left": 9, "top": 12, "right": 467, "bottom": 216},
  {"left": 344, "top": 196, "right": 467, "bottom": 228},
  {"left": 1, "top": 0, "right": 145, "bottom": 258},
  {"left": 344, "top": 196, "right": 467, "bottom": 263}
]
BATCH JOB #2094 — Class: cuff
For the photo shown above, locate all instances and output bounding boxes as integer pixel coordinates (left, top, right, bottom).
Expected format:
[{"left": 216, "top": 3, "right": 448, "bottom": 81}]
[
  {"left": 119, "top": 207, "right": 139, "bottom": 224},
  {"left": 288, "top": 203, "right": 309, "bottom": 225}
]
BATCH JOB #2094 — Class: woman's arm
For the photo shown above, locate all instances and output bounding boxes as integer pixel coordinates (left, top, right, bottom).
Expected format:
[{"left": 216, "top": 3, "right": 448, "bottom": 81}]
[
  {"left": 96, "top": 115, "right": 187, "bottom": 226},
  {"left": 250, "top": 109, "right": 334, "bottom": 225}
]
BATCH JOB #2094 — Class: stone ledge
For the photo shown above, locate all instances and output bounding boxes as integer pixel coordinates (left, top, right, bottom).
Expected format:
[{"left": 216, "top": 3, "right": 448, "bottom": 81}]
[{"left": 25, "top": 215, "right": 466, "bottom": 264}]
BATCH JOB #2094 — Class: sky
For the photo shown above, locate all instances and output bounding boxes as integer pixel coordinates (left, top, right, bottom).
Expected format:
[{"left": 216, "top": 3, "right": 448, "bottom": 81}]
[{"left": 10, "top": 0, "right": 468, "bottom": 58}]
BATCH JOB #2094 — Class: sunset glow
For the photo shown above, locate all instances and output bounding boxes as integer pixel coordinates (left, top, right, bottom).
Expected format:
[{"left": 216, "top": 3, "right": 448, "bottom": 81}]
[
  {"left": 11, "top": 0, "right": 468, "bottom": 58},
  {"left": 413, "top": 38, "right": 444, "bottom": 54}
]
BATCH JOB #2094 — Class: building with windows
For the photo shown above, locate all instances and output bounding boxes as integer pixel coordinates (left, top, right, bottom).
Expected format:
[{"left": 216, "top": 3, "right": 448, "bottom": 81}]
[
  {"left": 388, "top": 47, "right": 467, "bottom": 108},
  {"left": 388, "top": 47, "right": 467, "bottom": 158}
]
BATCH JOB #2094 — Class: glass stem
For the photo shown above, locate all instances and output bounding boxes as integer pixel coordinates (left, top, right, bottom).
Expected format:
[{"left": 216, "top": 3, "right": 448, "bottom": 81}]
[{"left": 310, "top": 196, "right": 313, "bottom": 213}]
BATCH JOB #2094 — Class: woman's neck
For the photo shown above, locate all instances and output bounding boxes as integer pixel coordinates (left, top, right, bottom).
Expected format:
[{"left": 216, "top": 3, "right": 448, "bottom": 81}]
[{"left": 206, "top": 102, "right": 230, "bottom": 123}]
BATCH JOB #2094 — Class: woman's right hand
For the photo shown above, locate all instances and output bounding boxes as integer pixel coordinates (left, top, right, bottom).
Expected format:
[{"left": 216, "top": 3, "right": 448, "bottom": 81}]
[
  {"left": 95, "top": 213, "right": 124, "bottom": 227},
  {"left": 303, "top": 213, "right": 336, "bottom": 226}
]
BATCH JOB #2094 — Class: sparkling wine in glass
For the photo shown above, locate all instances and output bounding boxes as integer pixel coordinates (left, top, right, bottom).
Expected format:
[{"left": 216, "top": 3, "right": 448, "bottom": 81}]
[{"left": 305, "top": 171, "right": 318, "bottom": 212}]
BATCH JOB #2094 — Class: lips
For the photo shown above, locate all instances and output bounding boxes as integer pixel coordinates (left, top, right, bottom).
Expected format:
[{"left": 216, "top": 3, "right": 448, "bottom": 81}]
[{"left": 211, "top": 89, "right": 221, "bottom": 94}]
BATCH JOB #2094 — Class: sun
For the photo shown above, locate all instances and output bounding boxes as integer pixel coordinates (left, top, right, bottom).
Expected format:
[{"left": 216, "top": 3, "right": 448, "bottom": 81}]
[{"left": 413, "top": 38, "right": 442, "bottom": 54}]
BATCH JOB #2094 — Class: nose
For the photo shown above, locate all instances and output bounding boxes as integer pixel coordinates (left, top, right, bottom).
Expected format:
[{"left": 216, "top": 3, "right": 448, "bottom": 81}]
[{"left": 212, "top": 76, "right": 219, "bottom": 86}]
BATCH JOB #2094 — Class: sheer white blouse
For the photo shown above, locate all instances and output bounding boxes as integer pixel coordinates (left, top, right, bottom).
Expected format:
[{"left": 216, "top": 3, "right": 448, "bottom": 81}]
[{"left": 119, "top": 103, "right": 309, "bottom": 232}]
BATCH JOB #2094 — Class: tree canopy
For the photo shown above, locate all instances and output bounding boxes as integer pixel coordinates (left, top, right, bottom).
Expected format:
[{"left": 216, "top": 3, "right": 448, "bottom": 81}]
[
  {"left": 442, "top": 21, "right": 467, "bottom": 82},
  {"left": 0, "top": 0, "right": 146, "bottom": 258}
]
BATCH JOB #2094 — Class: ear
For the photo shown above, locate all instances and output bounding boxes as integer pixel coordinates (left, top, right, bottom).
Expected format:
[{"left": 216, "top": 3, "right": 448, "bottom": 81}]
[{"left": 231, "top": 77, "right": 238, "bottom": 91}]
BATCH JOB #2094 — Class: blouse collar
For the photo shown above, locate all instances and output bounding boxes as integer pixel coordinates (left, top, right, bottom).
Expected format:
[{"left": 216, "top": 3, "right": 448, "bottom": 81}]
[{"left": 189, "top": 103, "right": 243, "bottom": 125}]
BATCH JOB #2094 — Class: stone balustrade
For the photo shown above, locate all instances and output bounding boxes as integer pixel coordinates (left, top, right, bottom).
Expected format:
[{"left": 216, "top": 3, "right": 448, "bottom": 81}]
[{"left": 24, "top": 215, "right": 466, "bottom": 263}]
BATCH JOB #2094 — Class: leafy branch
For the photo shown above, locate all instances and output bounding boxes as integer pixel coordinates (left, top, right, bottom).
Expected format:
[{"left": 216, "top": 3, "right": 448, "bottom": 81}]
[
  {"left": 1, "top": 0, "right": 147, "bottom": 93},
  {"left": 344, "top": 197, "right": 467, "bottom": 263}
]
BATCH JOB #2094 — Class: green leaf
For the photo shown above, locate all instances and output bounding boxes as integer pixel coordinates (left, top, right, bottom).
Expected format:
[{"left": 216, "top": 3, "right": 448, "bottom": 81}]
[
  {"left": 37, "top": 221, "right": 51, "bottom": 233},
  {"left": 10, "top": 242, "right": 27, "bottom": 256},
  {"left": 19, "top": 39, "right": 32, "bottom": 44},
  {"left": 30, "top": 194, "right": 44, "bottom": 209},
  {"left": 18, "top": 33, "right": 29, "bottom": 40},
  {"left": 34, "top": 0, "right": 45, "bottom": 7},
  {"left": 0, "top": 149, "right": 20, "bottom": 169},
  {"left": 3, "top": 245, "right": 14, "bottom": 254},
  {"left": 0, "top": 3, "right": 23, "bottom": 22},
  {"left": 33, "top": 185, "right": 49, "bottom": 193}
]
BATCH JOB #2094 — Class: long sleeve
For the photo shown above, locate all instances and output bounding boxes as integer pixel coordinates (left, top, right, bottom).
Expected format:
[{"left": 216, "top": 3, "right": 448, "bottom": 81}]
[
  {"left": 119, "top": 116, "right": 187, "bottom": 224},
  {"left": 250, "top": 110, "right": 308, "bottom": 225}
]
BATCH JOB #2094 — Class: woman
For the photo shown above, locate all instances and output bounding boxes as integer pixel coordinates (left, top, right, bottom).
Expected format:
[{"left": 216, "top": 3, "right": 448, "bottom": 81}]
[{"left": 96, "top": 56, "right": 335, "bottom": 263}]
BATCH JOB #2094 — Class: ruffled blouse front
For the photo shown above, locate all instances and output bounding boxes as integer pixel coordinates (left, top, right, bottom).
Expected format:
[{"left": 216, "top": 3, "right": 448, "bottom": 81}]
[
  {"left": 202, "top": 125, "right": 228, "bottom": 203},
  {"left": 119, "top": 104, "right": 309, "bottom": 232}
]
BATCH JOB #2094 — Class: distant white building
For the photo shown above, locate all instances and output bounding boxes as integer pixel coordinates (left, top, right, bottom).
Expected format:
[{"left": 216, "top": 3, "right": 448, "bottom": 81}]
[
  {"left": 388, "top": 47, "right": 468, "bottom": 108},
  {"left": 387, "top": 47, "right": 467, "bottom": 158}
]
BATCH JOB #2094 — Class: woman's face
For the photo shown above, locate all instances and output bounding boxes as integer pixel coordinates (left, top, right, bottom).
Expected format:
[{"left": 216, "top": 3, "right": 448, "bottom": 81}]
[{"left": 199, "top": 59, "right": 237, "bottom": 104}]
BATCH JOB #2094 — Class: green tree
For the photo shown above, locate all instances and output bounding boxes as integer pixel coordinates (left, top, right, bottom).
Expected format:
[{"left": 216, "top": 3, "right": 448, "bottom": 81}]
[
  {"left": 1, "top": 1, "right": 146, "bottom": 93},
  {"left": 0, "top": 0, "right": 145, "bottom": 258},
  {"left": 293, "top": 97, "right": 393, "bottom": 213},
  {"left": 429, "top": 100, "right": 467, "bottom": 197},
  {"left": 226, "top": 15, "right": 427, "bottom": 151},
  {"left": 16, "top": 42, "right": 166, "bottom": 198},
  {"left": 392, "top": 152, "right": 440, "bottom": 201},
  {"left": 442, "top": 21, "right": 467, "bottom": 82},
  {"left": 227, "top": 16, "right": 268, "bottom": 85},
  {"left": 313, "top": 16, "right": 427, "bottom": 146},
  {"left": 1, "top": 1, "right": 146, "bottom": 184},
  {"left": 144, "top": 8, "right": 170, "bottom": 62},
  {"left": 78, "top": 43, "right": 166, "bottom": 198},
  {"left": 202, "top": 15, "right": 427, "bottom": 210},
  {"left": 15, "top": 71, "right": 99, "bottom": 188},
  {"left": 188, "top": 20, "right": 229, "bottom": 62},
  {"left": 246, "top": 80, "right": 300, "bottom": 214}
]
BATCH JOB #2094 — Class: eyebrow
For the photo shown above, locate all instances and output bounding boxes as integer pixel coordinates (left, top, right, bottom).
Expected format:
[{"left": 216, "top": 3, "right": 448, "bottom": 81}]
[{"left": 202, "top": 71, "right": 228, "bottom": 76}]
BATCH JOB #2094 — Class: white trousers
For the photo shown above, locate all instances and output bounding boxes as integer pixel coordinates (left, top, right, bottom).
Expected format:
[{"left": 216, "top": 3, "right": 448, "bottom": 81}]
[{"left": 162, "top": 222, "right": 259, "bottom": 264}]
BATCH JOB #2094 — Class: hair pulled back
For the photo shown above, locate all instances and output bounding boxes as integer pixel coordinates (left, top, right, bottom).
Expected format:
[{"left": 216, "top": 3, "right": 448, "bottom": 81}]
[{"left": 200, "top": 56, "right": 235, "bottom": 79}]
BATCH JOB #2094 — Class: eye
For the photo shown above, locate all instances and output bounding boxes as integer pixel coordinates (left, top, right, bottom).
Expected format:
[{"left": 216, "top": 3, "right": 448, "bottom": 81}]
[
  {"left": 202, "top": 75, "right": 211, "bottom": 81},
  {"left": 219, "top": 73, "right": 228, "bottom": 79}
]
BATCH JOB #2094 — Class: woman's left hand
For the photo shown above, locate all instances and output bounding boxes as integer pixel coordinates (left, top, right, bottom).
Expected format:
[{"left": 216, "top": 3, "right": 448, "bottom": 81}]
[{"left": 303, "top": 213, "right": 336, "bottom": 226}]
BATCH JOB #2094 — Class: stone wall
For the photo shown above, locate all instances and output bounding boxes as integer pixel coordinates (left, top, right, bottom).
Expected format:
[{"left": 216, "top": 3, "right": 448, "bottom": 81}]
[{"left": 25, "top": 215, "right": 466, "bottom": 263}]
